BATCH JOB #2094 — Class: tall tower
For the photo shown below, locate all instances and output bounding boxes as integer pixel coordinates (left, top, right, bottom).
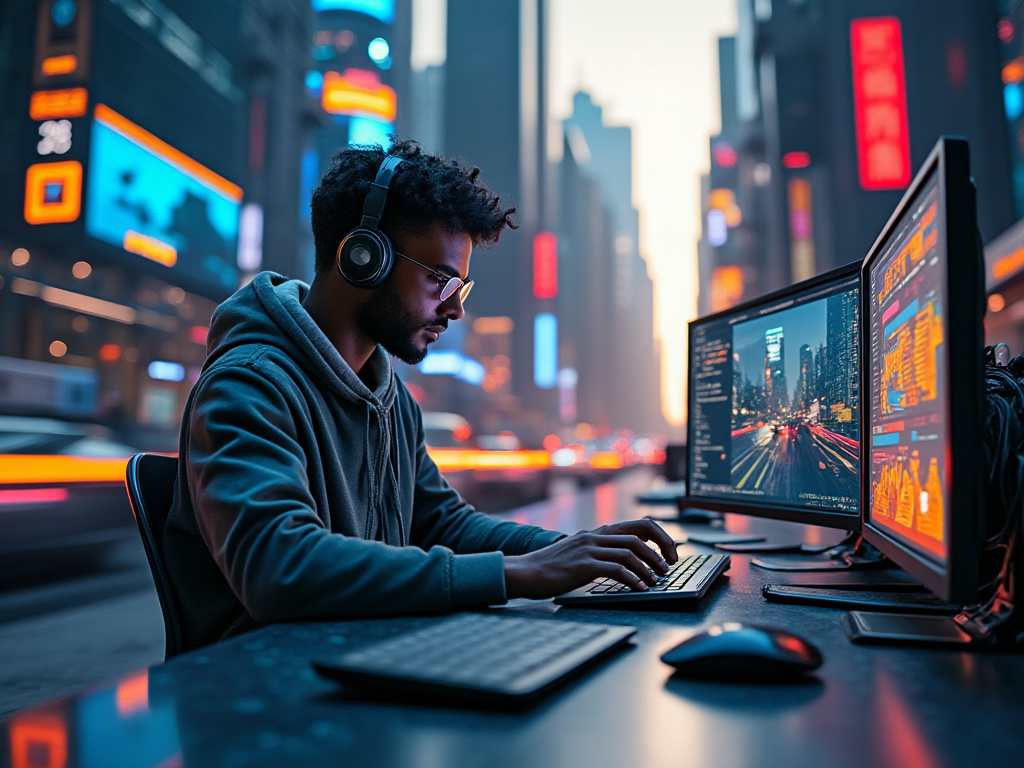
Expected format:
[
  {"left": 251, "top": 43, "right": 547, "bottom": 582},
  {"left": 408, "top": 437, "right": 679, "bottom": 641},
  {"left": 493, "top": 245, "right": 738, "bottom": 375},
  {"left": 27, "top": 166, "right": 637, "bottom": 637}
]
[
  {"left": 764, "top": 326, "right": 786, "bottom": 415},
  {"left": 826, "top": 287, "right": 859, "bottom": 436},
  {"left": 798, "top": 343, "right": 814, "bottom": 409},
  {"left": 443, "top": 0, "right": 548, "bottom": 421},
  {"left": 558, "top": 91, "right": 663, "bottom": 433}
]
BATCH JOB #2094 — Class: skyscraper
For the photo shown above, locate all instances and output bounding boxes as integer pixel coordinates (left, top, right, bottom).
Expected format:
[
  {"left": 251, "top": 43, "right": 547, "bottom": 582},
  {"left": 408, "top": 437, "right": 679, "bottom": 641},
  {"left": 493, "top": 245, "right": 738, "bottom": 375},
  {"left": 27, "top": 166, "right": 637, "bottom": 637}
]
[
  {"left": 443, "top": 0, "right": 547, "bottom": 418},
  {"left": 701, "top": 0, "right": 1011, "bottom": 308},
  {"left": 825, "top": 287, "right": 859, "bottom": 436},
  {"left": 764, "top": 326, "right": 786, "bottom": 415}
]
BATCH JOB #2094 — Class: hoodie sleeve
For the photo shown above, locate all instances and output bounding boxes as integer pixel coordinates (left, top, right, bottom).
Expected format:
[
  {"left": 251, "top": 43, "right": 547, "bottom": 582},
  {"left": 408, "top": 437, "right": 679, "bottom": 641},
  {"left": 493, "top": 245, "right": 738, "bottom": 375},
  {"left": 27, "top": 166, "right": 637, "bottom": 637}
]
[{"left": 186, "top": 359, "right": 518, "bottom": 624}]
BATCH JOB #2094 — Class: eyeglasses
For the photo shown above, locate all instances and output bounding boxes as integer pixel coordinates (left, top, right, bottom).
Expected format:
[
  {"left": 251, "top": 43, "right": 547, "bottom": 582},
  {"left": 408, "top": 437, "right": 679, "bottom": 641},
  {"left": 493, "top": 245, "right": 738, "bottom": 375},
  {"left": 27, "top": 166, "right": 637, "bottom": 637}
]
[{"left": 395, "top": 251, "right": 474, "bottom": 303}]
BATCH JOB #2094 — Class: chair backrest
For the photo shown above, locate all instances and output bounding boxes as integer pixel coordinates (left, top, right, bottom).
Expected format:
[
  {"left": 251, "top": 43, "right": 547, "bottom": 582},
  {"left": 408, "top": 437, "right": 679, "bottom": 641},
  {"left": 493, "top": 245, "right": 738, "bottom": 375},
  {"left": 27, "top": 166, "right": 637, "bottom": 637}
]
[{"left": 125, "top": 452, "right": 182, "bottom": 659}]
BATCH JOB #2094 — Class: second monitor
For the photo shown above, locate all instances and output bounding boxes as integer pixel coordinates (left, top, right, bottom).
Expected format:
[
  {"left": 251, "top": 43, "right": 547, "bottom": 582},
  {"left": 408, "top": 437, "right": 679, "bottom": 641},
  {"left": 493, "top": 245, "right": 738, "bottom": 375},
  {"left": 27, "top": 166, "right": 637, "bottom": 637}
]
[{"left": 685, "top": 261, "right": 861, "bottom": 533}]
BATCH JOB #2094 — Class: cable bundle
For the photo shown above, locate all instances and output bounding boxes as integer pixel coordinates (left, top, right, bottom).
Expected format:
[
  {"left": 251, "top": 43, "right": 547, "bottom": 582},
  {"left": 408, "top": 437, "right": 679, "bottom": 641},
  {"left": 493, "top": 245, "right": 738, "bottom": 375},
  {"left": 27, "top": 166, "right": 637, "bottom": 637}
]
[{"left": 980, "top": 346, "right": 1024, "bottom": 598}]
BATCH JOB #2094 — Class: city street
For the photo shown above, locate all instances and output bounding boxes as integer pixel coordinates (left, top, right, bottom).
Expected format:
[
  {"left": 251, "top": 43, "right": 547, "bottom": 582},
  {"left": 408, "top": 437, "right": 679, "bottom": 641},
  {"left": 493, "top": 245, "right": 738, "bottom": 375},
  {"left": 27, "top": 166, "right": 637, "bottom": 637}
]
[
  {"left": 0, "top": 467, "right": 659, "bottom": 720},
  {"left": 730, "top": 423, "right": 859, "bottom": 504},
  {"left": 0, "top": 538, "right": 163, "bottom": 719}
]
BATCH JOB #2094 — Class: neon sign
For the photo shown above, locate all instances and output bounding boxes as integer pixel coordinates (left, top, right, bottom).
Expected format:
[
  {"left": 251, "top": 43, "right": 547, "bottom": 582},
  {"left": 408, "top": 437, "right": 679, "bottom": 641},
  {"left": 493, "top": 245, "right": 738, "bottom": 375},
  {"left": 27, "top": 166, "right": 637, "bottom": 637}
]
[
  {"left": 850, "top": 17, "right": 911, "bottom": 190},
  {"left": 321, "top": 69, "right": 396, "bottom": 121},
  {"left": 533, "top": 232, "right": 557, "bottom": 299}
]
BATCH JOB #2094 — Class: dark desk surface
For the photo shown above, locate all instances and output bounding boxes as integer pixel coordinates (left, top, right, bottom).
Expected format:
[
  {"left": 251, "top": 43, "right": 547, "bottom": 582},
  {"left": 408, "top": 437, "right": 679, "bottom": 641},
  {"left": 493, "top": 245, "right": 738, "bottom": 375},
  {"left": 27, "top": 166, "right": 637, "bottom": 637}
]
[{"left": 3, "top": 481, "right": 1023, "bottom": 768}]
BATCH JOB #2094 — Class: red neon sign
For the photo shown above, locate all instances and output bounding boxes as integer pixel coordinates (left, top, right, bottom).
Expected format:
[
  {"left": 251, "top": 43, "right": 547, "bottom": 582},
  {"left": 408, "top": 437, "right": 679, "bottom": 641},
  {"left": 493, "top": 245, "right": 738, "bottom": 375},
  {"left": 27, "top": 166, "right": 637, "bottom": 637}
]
[
  {"left": 712, "top": 141, "right": 737, "bottom": 168},
  {"left": 533, "top": 232, "right": 558, "bottom": 299},
  {"left": 850, "top": 17, "right": 911, "bottom": 190},
  {"left": 782, "top": 151, "right": 811, "bottom": 169}
]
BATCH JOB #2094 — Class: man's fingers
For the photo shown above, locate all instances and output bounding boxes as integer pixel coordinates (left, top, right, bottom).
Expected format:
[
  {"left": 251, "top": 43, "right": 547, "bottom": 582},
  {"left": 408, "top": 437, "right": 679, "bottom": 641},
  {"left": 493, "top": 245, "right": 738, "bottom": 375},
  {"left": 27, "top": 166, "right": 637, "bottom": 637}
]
[
  {"left": 643, "top": 520, "right": 679, "bottom": 564},
  {"left": 594, "top": 520, "right": 678, "bottom": 564},
  {"left": 591, "top": 546, "right": 660, "bottom": 586},
  {"left": 592, "top": 561, "right": 650, "bottom": 592},
  {"left": 583, "top": 533, "right": 669, "bottom": 574}
]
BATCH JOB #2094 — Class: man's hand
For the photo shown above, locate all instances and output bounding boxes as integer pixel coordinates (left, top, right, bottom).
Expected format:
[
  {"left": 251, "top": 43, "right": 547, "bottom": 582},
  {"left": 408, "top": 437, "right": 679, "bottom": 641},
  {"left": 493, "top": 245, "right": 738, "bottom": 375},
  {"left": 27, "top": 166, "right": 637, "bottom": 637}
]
[{"left": 503, "top": 519, "right": 678, "bottom": 600}]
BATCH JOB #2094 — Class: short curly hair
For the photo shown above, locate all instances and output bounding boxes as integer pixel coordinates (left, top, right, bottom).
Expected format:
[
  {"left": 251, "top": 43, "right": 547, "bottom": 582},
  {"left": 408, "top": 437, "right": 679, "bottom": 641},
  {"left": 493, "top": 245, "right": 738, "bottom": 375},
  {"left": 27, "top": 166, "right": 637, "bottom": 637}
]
[{"left": 310, "top": 138, "right": 518, "bottom": 275}]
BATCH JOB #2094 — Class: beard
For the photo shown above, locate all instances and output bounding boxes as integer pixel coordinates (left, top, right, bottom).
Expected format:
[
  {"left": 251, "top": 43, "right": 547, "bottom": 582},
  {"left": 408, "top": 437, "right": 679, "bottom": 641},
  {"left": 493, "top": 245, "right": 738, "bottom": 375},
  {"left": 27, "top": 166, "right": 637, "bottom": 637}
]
[{"left": 354, "top": 279, "right": 440, "bottom": 365}]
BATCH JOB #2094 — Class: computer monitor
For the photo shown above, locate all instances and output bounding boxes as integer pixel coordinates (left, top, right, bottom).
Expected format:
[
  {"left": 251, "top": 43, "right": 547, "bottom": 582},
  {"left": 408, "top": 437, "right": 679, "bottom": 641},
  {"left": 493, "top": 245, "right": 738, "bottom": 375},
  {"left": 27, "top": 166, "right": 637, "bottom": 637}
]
[
  {"left": 859, "top": 136, "right": 984, "bottom": 606},
  {"left": 685, "top": 261, "right": 861, "bottom": 531}
]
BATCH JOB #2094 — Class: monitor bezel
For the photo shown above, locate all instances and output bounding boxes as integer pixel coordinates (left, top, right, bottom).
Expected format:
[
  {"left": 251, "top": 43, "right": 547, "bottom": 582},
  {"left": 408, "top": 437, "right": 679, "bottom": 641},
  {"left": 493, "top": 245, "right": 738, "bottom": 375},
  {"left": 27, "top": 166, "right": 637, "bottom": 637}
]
[
  {"left": 683, "top": 260, "right": 863, "bottom": 531},
  {"left": 859, "top": 136, "right": 984, "bottom": 605}
]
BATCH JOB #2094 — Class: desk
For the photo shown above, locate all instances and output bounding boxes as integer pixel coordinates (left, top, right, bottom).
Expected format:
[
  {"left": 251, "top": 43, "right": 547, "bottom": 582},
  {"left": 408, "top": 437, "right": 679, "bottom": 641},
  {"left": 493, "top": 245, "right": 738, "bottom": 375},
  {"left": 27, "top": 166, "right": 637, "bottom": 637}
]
[{"left": 3, "top": 481, "right": 1023, "bottom": 768}]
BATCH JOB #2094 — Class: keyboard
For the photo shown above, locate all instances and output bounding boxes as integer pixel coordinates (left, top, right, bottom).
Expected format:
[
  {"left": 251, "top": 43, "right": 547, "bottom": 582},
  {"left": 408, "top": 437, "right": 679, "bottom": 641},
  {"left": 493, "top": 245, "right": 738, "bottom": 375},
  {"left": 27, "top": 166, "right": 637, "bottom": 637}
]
[
  {"left": 312, "top": 613, "right": 637, "bottom": 704},
  {"left": 554, "top": 552, "right": 730, "bottom": 607}
]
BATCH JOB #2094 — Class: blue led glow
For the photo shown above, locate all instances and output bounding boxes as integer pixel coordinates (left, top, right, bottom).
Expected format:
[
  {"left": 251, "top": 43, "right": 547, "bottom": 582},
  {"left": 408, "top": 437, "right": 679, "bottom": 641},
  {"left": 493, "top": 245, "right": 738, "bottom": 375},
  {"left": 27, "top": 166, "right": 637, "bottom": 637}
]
[
  {"left": 534, "top": 314, "right": 558, "bottom": 389},
  {"left": 1005, "top": 83, "right": 1023, "bottom": 122},
  {"left": 300, "top": 148, "right": 319, "bottom": 220},
  {"left": 305, "top": 70, "right": 324, "bottom": 93},
  {"left": 418, "top": 351, "right": 485, "bottom": 386},
  {"left": 707, "top": 209, "right": 727, "bottom": 247},
  {"left": 148, "top": 361, "right": 185, "bottom": 382},
  {"left": 348, "top": 116, "right": 393, "bottom": 148},
  {"left": 458, "top": 359, "right": 485, "bottom": 386},
  {"left": 52, "top": 0, "right": 77, "bottom": 27},
  {"left": 368, "top": 37, "right": 390, "bottom": 63},
  {"left": 310, "top": 0, "right": 395, "bottom": 24}
]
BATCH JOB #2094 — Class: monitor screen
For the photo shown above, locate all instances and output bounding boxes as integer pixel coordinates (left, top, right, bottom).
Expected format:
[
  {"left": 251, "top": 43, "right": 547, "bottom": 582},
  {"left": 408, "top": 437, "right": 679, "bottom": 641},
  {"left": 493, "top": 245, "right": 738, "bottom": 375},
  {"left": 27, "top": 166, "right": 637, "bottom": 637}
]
[
  {"left": 864, "top": 172, "right": 947, "bottom": 561},
  {"left": 860, "top": 136, "right": 983, "bottom": 604},
  {"left": 686, "top": 262, "right": 861, "bottom": 529}
]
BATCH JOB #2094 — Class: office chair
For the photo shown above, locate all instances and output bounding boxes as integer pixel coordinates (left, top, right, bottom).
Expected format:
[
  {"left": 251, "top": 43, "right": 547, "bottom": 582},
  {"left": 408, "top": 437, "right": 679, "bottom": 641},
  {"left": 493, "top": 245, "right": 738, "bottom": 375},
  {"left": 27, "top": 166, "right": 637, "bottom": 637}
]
[{"left": 125, "top": 452, "right": 183, "bottom": 659}]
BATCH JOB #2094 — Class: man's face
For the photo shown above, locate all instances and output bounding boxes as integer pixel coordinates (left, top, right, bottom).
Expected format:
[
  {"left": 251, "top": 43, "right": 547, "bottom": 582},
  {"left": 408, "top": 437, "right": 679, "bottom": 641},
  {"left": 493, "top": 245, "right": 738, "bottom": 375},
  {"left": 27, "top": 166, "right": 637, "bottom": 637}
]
[{"left": 354, "top": 221, "right": 473, "bottom": 365}]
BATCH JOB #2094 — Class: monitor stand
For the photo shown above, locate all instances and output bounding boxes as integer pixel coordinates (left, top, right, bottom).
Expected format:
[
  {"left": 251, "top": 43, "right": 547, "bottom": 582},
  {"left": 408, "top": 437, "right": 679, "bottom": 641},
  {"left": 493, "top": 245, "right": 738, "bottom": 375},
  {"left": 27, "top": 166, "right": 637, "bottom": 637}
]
[
  {"left": 747, "top": 533, "right": 889, "bottom": 572},
  {"left": 842, "top": 591, "right": 1018, "bottom": 648},
  {"left": 842, "top": 517, "right": 1024, "bottom": 650}
]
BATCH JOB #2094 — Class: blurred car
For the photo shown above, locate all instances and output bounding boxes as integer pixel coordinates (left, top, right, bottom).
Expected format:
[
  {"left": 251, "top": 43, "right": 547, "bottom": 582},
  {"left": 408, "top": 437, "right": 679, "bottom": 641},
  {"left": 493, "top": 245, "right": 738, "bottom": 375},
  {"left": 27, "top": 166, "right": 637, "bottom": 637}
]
[
  {"left": 422, "top": 411, "right": 476, "bottom": 450},
  {"left": 421, "top": 411, "right": 480, "bottom": 503},
  {"left": 474, "top": 431, "right": 551, "bottom": 506},
  {"left": 422, "top": 413, "right": 551, "bottom": 511},
  {"left": 0, "top": 416, "right": 139, "bottom": 579}
]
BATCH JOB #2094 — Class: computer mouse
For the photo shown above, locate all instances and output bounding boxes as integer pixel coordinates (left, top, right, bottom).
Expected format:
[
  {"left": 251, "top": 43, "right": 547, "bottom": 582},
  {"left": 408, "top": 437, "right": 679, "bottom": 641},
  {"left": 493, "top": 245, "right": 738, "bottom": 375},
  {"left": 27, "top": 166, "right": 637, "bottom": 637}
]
[{"left": 661, "top": 622, "right": 823, "bottom": 682}]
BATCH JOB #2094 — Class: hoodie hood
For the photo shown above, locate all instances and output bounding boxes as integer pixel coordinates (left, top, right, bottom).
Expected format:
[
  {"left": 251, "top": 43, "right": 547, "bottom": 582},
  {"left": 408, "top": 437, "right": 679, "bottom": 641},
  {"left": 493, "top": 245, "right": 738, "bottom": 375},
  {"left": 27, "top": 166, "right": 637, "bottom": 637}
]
[{"left": 204, "top": 271, "right": 396, "bottom": 409}]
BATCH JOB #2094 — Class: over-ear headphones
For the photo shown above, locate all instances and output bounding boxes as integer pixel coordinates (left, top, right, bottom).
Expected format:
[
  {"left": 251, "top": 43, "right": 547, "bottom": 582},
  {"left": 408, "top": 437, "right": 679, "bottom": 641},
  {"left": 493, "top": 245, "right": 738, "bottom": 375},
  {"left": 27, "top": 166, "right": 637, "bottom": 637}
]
[{"left": 336, "top": 154, "right": 404, "bottom": 287}]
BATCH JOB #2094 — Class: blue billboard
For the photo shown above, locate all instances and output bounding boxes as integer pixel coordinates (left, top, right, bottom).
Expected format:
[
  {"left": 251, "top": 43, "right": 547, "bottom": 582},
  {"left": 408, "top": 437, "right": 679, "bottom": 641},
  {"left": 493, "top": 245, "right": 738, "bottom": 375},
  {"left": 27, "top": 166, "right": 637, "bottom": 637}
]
[{"left": 85, "top": 105, "right": 242, "bottom": 294}]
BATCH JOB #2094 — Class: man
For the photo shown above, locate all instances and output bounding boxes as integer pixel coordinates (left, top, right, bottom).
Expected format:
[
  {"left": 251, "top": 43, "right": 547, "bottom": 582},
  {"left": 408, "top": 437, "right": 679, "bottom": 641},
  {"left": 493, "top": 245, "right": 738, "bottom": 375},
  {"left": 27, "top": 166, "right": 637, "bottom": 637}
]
[{"left": 165, "top": 140, "right": 676, "bottom": 652}]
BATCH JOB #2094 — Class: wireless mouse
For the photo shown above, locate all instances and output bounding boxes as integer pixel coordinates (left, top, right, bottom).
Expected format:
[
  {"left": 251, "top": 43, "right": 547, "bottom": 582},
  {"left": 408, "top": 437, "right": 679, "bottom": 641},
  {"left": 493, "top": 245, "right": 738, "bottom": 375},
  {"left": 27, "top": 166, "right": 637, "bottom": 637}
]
[{"left": 661, "top": 622, "right": 823, "bottom": 681}]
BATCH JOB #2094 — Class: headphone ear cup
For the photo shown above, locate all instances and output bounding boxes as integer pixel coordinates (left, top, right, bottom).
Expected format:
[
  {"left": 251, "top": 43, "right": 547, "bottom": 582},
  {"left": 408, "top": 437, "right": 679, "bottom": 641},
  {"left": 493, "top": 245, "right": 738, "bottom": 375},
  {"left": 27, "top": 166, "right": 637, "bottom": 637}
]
[{"left": 336, "top": 228, "right": 395, "bottom": 288}]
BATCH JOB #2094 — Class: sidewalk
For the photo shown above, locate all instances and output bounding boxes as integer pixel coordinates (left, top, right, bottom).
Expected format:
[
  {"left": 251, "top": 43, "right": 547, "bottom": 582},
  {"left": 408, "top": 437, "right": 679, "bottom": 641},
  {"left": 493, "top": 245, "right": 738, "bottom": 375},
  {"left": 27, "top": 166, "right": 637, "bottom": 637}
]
[{"left": 0, "top": 589, "right": 164, "bottom": 719}]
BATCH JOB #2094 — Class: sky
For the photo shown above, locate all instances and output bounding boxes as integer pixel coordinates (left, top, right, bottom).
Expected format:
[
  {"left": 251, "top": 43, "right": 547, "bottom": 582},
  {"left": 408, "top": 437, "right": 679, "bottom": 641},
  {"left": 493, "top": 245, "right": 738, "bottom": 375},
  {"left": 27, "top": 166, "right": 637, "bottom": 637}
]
[
  {"left": 412, "top": 0, "right": 738, "bottom": 433},
  {"left": 733, "top": 301, "right": 828, "bottom": 390}
]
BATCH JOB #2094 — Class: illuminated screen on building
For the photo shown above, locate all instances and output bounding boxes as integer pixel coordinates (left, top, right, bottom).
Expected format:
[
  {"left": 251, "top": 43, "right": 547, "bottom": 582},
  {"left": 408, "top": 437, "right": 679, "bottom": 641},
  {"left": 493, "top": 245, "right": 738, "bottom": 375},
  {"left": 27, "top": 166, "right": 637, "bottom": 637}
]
[{"left": 85, "top": 105, "right": 241, "bottom": 293}]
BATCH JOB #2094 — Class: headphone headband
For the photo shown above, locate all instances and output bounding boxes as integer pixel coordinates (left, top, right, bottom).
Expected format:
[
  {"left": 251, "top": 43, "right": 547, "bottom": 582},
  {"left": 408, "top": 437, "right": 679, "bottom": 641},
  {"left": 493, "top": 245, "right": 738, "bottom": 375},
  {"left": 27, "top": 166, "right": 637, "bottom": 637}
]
[{"left": 359, "top": 155, "right": 404, "bottom": 230}]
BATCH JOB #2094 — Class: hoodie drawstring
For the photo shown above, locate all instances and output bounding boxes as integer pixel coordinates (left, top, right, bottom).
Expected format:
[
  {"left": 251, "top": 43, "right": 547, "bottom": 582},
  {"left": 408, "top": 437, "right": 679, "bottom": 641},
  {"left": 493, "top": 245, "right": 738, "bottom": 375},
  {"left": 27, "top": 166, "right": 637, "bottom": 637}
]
[{"left": 366, "top": 402, "right": 404, "bottom": 547}]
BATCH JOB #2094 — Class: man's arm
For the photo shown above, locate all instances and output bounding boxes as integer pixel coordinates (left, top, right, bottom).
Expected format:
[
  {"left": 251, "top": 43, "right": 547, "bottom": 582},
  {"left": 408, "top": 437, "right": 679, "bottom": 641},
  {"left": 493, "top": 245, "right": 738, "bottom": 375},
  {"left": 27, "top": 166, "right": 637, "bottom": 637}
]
[
  {"left": 185, "top": 365, "right": 507, "bottom": 622},
  {"left": 400, "top": 392, "right": 677, "bottom": 598}
]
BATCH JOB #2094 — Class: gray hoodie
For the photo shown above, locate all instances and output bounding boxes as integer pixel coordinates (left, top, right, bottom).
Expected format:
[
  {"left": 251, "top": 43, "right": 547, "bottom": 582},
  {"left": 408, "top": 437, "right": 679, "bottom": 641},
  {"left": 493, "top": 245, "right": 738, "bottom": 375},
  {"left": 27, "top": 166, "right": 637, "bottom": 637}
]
[{"left": 165, "top": 272, "right": 563, "bottom": 651}]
